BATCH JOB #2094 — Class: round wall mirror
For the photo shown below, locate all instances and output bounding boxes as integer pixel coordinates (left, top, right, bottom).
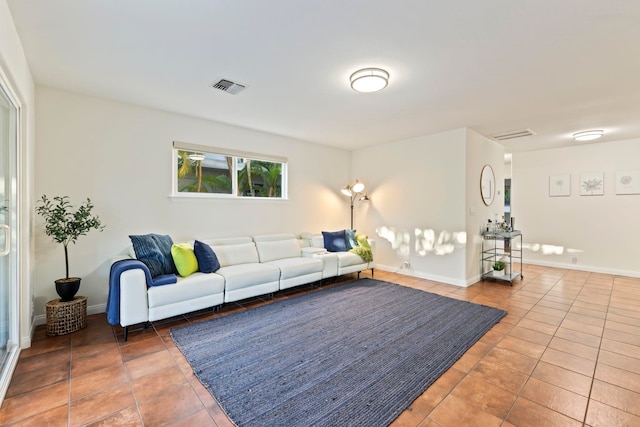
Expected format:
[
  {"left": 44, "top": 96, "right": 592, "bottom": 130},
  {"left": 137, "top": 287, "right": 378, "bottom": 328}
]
[{"left": 480, "top": 164, "right": 495, "bottom": 206}]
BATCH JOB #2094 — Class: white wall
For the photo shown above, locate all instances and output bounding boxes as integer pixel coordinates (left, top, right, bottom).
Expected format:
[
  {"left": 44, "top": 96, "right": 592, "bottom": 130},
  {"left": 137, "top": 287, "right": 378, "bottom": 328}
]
[
  {"left": 352, "top": 128, "right": 468, "bottom": 285},
  {"left": 0, "top": 0, "right": 35, "bottom": 348},
  {"left": 513, "top": 138, "right": 640, "bottom": 277},
  {"left": 34, "top": 87, "right": 352, "bottom": 316},
  {"left": 465, "top": 129, "right": 505, "bottom": 284}
]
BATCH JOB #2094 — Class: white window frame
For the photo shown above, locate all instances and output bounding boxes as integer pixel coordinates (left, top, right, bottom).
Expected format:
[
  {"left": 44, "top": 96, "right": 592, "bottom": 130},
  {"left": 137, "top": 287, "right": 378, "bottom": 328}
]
[{"left": 171, "top": 141, "right": 288, "bottom": 200}]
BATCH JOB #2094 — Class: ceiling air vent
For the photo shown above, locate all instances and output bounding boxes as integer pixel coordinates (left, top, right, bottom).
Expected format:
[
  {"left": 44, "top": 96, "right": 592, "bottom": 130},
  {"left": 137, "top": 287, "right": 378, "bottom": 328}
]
[
  {"left": 490, "top": 128, "right": 536, "bottom": 141},
  {"left": 210, "top": 79, "right": 246, "bottom": 95}
]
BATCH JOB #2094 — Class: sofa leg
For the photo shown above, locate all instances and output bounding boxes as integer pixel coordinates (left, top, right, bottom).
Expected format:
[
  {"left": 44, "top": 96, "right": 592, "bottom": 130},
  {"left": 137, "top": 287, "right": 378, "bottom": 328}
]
[
  {"left": 357, "top": 271, "right": 361, "bottom": 279},
  {"left": 371, "top": 268, "right": 374, "bottom": 278},
  {"left": 123, "top": 326, "right": 129, "bottom": 342}
]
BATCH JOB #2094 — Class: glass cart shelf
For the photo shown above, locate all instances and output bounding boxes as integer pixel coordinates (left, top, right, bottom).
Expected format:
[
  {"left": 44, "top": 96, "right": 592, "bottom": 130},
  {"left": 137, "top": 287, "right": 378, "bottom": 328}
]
[{"left": 481, "top": 230, "right": 523, "bottom": 285}]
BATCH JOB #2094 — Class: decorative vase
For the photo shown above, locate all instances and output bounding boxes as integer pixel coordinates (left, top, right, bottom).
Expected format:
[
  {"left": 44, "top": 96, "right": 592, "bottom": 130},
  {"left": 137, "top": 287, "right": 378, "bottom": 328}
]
[
  {"left": 492, "top": 270, "right": 504, "bottom": 277},
  {"left": 499, "top": 256, "right": 511, "bottom": 275},
  {"left": 55, "top": 277, "right": 81, "bottom": 302}
]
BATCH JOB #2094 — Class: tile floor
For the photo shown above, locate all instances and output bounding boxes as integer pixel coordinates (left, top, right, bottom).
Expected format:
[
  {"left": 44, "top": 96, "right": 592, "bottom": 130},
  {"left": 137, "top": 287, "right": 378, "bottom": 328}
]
[{"left": 1, "top": 264, "right": 639, "bottom": 426}]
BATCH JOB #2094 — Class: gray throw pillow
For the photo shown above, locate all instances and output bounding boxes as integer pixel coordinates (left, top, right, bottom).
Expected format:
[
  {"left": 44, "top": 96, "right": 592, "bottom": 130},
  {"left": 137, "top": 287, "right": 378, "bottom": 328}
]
[{"left": 129, "top": 234, "right": 178, "bottom": 277}]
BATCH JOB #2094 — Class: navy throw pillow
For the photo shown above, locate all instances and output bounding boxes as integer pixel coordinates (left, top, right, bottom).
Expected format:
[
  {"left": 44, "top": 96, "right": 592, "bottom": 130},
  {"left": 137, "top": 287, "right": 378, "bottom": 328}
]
[
  {"left": 129, "top": 234, "right": 178, "bottom": 278},
  {"left": 194, "top": 240, "right": 220, "bottom": 273},
  {"left": 322, "top": 230, "right": 347, "bottom": 252}
]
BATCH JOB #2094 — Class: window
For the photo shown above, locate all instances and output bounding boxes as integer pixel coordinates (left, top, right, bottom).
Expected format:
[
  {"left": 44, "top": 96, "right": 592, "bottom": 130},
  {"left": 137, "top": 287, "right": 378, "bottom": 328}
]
[
  {"left": 236, "top": 158, "right": 284, "bottom": 197},
  {"left": 177, "top": 151, "right": 233, "bottom": 195},
  {"left": 173, "top": 142, "right": 287, "bottom": 199}
]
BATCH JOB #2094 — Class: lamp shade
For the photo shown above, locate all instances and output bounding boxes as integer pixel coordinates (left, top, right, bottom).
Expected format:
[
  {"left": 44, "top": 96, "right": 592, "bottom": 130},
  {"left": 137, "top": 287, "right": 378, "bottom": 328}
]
[
  {"left": 350, "top": 68, "right": 389, "bottom": 93},
  {"left": 352, "top": 180, "right": 365, "bottom": 193},
  {"left": 341, "top": 187, "right": 353, "bottom": 196}
]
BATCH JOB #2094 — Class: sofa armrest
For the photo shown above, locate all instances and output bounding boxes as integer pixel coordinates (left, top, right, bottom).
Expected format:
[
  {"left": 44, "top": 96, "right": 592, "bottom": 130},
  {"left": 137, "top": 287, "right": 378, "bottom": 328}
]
[
  {"left": 301, "top": 247, "right": 328, "bottom": 256},
  {"left": 119, "top": 268, "right": 149, "bottom": 327},
  {"left": 110, "top": 254, "right": 133, "bottom": 265},
  {"left": 305, "top": 251, "right": 338, "bottom": 278}
]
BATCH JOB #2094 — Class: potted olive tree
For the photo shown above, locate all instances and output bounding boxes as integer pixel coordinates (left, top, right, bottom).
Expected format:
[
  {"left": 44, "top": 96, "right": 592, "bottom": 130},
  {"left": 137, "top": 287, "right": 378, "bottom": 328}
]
[{"left": 36, "top": 195, "right": 105, "bottom": 301}]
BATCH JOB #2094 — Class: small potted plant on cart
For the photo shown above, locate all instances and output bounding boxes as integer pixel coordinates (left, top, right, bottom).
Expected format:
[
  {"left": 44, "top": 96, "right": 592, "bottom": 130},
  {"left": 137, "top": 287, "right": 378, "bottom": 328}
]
[{"left": 492, "top": 261, "right": 506, "bottom": 277}]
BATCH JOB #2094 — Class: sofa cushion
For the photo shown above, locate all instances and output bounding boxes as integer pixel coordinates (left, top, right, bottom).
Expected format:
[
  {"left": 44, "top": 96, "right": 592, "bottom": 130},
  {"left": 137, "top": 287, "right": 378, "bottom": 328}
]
[
  {"left": 210, "top": 242, "right": 259, "bottom": 267},
  {"left": 171, "top": 243, "right": 198, "bottom": 277},
  {"left": 312, "top": 236, "right": 325, "bottom": 248},
  {"left": 265, "top": 257, "right": 323, "bottom": 279},
  {"left": 322, "top": 230, "right": 347, "bottom": 252},
  {"left": 253, "top": 233, "right": 297, "bottom": 242},
  {"left": 203, "top": 236, "right": 253, "bottom": 246},
  {"left": 129, "top": 234, "right": 177, "bottom": 277},
  {"left": 147, "top": 272, "right": 225, "bottom": 308},
  {"left": 255, "top": 239, "right": 301, "bottom": 262},
  {"left": 336, "top": 251, "right": 367, "bottom": 268},
  {"left": 217, "top": 263, "right": 281, "bottom": 291},
  {"left": 193, "top": 240, "right": 220, "bottom": 273}
]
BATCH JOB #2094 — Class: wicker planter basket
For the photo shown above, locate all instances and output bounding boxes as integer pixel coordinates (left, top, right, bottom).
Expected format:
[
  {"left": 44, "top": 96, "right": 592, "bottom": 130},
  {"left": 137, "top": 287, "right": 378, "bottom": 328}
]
[{"left": 45, "top": 296, "right": 87, "bottom": 336}]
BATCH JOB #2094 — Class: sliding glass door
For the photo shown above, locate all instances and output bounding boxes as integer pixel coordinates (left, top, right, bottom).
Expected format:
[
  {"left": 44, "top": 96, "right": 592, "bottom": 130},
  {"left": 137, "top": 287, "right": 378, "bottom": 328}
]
[{"left": 0, "top": 78, "right": 18, "bottom": 385}]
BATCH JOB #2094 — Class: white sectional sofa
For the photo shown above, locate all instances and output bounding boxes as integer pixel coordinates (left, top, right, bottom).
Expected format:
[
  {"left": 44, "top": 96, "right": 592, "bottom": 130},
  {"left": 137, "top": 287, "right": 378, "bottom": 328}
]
[{"left": 108, "top": 232, "right": 374, "bottom": 340}]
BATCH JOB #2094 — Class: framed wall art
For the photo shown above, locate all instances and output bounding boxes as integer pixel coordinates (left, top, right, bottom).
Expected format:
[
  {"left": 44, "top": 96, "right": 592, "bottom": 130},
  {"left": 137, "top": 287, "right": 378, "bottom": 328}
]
[
  {"left": 615, "top": 170, "right": 640, "bottom": 195},
  {"left": 549, "top": 174, "right": 570, "bottom": 197},
  {"left": 580, "top": 172, "right": 604, "bottom": 196}
]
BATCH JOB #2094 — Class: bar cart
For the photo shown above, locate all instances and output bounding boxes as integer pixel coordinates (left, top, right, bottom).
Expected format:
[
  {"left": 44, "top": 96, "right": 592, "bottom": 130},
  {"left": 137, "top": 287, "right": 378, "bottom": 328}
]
[{"left": 481, "top": 230, "right": 523, "bottom": 285}]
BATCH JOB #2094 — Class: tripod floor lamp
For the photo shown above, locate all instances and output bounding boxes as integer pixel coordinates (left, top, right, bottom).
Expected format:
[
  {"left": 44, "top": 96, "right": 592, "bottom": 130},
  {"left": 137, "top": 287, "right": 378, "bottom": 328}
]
[{"left": 341, "top": 180, "right": 369, "bottom": 229}]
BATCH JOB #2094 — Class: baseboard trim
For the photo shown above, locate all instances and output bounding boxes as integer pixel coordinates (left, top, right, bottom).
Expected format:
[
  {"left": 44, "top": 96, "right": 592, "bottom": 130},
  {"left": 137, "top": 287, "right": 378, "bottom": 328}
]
[
  {"left": 524, "top": 260, "right": 640, "bottom": 278},
  {"left": 376, "top": 264, "right": 471, "bottom": 287},
  {"left": 376, "top": 261, "right": 639, "bottom": 290}
]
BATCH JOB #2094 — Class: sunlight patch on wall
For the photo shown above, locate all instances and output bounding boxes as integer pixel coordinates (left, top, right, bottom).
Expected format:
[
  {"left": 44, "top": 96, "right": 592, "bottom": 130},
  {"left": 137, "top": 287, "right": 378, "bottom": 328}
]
[
  {"left": 416, "top": 228, "right": 466, "bottom": 256},
  {"left": 523, "top": 243, "right": 584, "bottom": 256},
  {"left": 376, "top": 226, "right": 466, "bottom": 258},
  {"left": 377, "top": 226, "right": 411, "bottom": 257}
]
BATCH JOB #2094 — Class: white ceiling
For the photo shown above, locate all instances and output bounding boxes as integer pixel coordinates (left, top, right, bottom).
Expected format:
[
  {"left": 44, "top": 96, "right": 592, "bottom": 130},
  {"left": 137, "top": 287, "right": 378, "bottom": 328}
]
[{"left": 7, "top": 0, "right": 640, "bottom": 152}]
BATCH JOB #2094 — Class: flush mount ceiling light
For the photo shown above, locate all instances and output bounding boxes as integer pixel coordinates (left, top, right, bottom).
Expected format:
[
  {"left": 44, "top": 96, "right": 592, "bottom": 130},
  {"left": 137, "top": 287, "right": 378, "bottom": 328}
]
[
  {"left": 350, "top": 68, "right": 389, "bottom": 93},
  {"left": 188, "top": 153, "right": 205, "bottom": 161},
  {"left": 572, "top": 130, "right": 604, "bottom": 141}
]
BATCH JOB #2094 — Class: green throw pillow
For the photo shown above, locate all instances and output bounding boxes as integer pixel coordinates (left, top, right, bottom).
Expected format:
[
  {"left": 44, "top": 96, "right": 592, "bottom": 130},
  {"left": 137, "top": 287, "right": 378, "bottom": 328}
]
[
  {"left": 171, "top": 243, "right": 199, "bottom": 277},
  {"left": 356, "top": 233, "right": 371, "bottom": 249},
  {"left": 350, "top": 234, "right": 373, "bottom": 262}
]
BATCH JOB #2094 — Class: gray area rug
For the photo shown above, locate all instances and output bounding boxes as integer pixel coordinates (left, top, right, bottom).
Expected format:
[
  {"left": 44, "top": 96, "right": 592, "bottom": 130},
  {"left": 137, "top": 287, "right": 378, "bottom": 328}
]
[{"left": 170, "top": 278, "right": 506, "bottom": 427}]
